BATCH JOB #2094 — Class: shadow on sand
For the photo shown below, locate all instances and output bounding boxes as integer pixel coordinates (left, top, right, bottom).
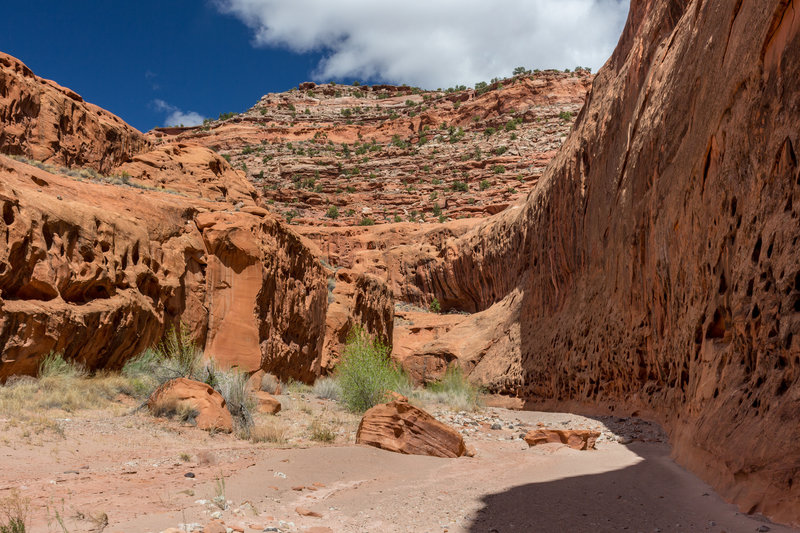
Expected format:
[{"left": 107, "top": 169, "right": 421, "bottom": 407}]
[{"left": 466, "top": 442, "right": 790, "bottom": 533}]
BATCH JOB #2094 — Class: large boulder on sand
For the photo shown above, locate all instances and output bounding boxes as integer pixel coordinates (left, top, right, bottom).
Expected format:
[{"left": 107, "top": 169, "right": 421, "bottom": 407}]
[
  {"left": 148, "top": 378, "right": 233, "bottom": 432},
  {"left": 356, "top": 399, "right": 466, "bottom": 458},
  {"left": 523, "top": 429, "right": 600, "bottom": 450},
  {"left": 253, "top": 390, "right": 281, "bottom": 414}
]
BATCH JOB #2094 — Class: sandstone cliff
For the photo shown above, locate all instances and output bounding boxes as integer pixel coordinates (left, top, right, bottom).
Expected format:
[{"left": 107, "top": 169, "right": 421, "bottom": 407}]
[
  {"left": 397, "top": 0, "right": 800, "bottom": 524},
  {"left": 0, "top": 53, "right": 149, "bottom": 173},
  {"left": 0, "top": 51, "right": 330, "bottom": 382},
  {"left": 0, "top": 153, "right": 327, "bottom": 382}
]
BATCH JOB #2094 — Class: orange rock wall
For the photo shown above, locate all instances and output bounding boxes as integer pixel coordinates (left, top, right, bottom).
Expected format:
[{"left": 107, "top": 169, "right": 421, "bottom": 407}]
[
  {"left": 0, "top": 53, "right": 148, "bottom": 173},
  {"left": 0, "top": 155, "right": 327, "bottom": 382},
  {"left": 408, "top": 0, "right": 800, "bottom": 524}
]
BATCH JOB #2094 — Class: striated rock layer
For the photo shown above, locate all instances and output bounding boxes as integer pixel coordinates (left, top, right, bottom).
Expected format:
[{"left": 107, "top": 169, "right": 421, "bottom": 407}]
[
  {"left": 403, "top": 0, "right": 800, "bottom": 524},
  {"left": 356, "top": 399, "right": 466, "bottom": 458}
]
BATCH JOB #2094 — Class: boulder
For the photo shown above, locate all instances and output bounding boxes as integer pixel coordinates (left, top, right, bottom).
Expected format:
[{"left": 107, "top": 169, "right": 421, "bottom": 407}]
[
  {"left": 356, "top": 399, "right": 466, "bottom": 458},
  {"left": 148, "top": 378, "right": 233, "bottom": 432},
  {"left": 523, "top": 429, "right": 599, "bottom": 451},
  {"left": 253, "top": 391, "right": 281, "bottom": 414}
]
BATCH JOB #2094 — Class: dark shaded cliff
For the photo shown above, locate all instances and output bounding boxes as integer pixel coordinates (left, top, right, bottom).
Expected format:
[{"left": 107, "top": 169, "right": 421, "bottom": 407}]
[{"left": 414, "top": 0, "right": 800, "bottom": 524}]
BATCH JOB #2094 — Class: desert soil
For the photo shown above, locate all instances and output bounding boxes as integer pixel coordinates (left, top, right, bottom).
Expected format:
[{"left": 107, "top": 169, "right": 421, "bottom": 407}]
[{"left": 0, "top": 393, "right": 789, "bottom": 533}]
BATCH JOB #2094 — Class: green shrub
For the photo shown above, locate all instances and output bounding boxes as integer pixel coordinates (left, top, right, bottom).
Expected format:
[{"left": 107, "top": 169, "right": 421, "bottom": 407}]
[
  {"left": 38, "top": 352, "right": 85, "bottom": 379},
  {"left": 451, "top": 181, "right": 468, "bottom": 192},
  {"left": 559, "top": 111, "right": 573, "bottom": 121},
  {"left": 336, "top": 327, "right": 409, "bottom": 412},
  {"left": 492, "top": 165, "right": 506, "bottom": 174},
  {"left": 359, "top": 217, "right": 375, "bottom": 226},
  {"left": 424, "top": 365, "right": 480, "bottom": 411},
  {"left": 480, "top": 179, "right": 490, "bottom": 191},
  {"left": 326, "top": 205, "right": 339, "bottom": 219},
  {"left": 429, "top": 297, "right": 441, "bottom": 314}
]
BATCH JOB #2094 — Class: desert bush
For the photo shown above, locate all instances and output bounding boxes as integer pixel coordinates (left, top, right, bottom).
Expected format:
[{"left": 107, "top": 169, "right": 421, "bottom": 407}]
[
  {"left": 326, "top": 205, "right": 339, "bottom": 219},
  {"left": 312, "top": 376, "right": 341, "bottom": 401},
  {"left": 309, "top": 418, "right": 337, "bottom": 442},
  {"left": 429, "top": 298, "right": 442, "bottom": 314},
  {"left": 336, "top": 326, "right": 410, "bottom": 412},
  {"left": 259, "top": 373, "right": 282, "bottom": 394},
  {"left": 0, "top": 490, "right": 28, "bottom": 533},
  {"left": 559, "top": 111, "right": 573, "bottom": 121},
  {"left": 451, "top": 181, "right": 468, "bottom": 192},
  {"left": 38, "top": 352, "right": 85, "bottom": 379},
  {"left": 480, "top": 179, "right": 490, "bottom": 191},
  {"left": 420, "top": 365, "right": 480, "bottom": 411},
  {"left": 251, "top": 420, "right": 288, "bottom": 444}
]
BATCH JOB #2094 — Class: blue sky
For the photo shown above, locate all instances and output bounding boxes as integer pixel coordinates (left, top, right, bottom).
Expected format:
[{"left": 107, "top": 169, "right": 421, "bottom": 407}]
[{"left": 1, "top": 1, "right": 628, "bottom": 132}]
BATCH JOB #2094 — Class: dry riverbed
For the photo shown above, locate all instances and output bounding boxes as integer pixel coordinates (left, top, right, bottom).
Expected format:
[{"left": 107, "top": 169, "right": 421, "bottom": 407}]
[{"left": 0, "top": 391, "right": 790, "bottom": 533}]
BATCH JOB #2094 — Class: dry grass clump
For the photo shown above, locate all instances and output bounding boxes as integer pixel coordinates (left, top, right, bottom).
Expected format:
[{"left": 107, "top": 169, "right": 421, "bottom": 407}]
[
  {"left": 0, "top": 354, "right": 147, "bottom": 435},
  {"left": 411, "top": 366, "right": 482, "bottom": 412},
  {"left": 312, "top": 376, "right": 341, "bottom": 401},
  {"left": 258, "top": 373, "right": 282, "bottom": 394},
  {"left": 0, "top": 490, "right": 28, "bottom": 533},
  {"left": 308, "top": 417, "right": 337, "bottom": 443},
  {"left": 250, "top": 420, "right": 288, "bottom": 444},
  {"left": 149, "top": 398, "right": 199, "bottom": 424}
]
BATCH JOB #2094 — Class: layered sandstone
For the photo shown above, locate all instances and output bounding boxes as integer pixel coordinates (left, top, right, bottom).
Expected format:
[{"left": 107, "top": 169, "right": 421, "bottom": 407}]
[
  {"left": 0, "top": 153, "right": 328, "bottom": 381},
  {"left": 356, "top": 399, "right": 466, "bottom": 458},
  {"left": 160, "top": 70, "right": 591, "bottom": 227}
]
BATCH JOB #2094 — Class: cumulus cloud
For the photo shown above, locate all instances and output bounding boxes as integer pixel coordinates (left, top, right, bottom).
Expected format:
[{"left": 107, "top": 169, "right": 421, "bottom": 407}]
[
  {"left": 152, "top": 99, "right": 205, "bottom": 127},
  {"left": 213, "top": 0, "right": 629, "bottom": 88}
]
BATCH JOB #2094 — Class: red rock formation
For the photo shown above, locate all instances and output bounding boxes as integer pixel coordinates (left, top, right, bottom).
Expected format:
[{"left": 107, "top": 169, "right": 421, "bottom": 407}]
[
  {"left": 0, "top": 52, "right": 148, "bottom": 173},
  {"left": 394, "top": 0, "right": 800, "bottom": 524},
  {"left": 0, "top": 152, "right": 327, "bottom": 382},
  {"left": 0, "top": 50, "right": 337, "bottom": 383},
  {"left": 355, "top": 399, "right": 466, "bottom": 458},
  {"left": 253, "top": 391, "right": 281, "bottom": 414},
  {"left": 148, "top": 377, "right": 233, "bottom": 432},
  {"left": 523, "top": 429, "right": 599, "bottom": 450},
  {"left": 115, "top": 142, "right": 256, "bottom": 205},
  {"left": 320, "top": 269, "right": 394, "bottom": 373}
]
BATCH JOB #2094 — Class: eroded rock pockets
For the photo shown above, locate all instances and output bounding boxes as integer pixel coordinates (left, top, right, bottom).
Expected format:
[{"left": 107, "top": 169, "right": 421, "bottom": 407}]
[
  {"left": 0, "top": 52, "right": 149, "bottom": 173},
  {"left": 0, "top": 154, "right": 327, "bottom": 383},
  {"left": 400, "top": 0, "right": 800, "bottom": 525}
]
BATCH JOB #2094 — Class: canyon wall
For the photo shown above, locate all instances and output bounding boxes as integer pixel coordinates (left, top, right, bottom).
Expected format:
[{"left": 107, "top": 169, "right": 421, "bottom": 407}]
[
  {"left": 0, "top": 153, "right": 328, "bottom": 382},
  {"left": 0, "top": 52, "right": 149, "bottom": 173},
  {"left": 409, "top": 0, "right": 800, "bottom": 523},
  {"left": 0, "top": 53, "right": 330, "bottom": 382}
]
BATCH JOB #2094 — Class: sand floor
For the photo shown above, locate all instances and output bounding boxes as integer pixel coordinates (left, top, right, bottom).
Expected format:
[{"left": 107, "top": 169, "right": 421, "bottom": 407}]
[{"left": 0, "top": 398, "right": 793, "bottom": 533}]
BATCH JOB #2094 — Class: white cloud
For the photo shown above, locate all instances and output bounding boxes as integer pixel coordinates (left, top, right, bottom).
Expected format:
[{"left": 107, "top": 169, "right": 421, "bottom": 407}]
[
  {"left": 213, "top": 0, "right": 629, "bottom": 88},
  {"left": 152, "top": 99, "right": 205, "bottom": 127}
]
